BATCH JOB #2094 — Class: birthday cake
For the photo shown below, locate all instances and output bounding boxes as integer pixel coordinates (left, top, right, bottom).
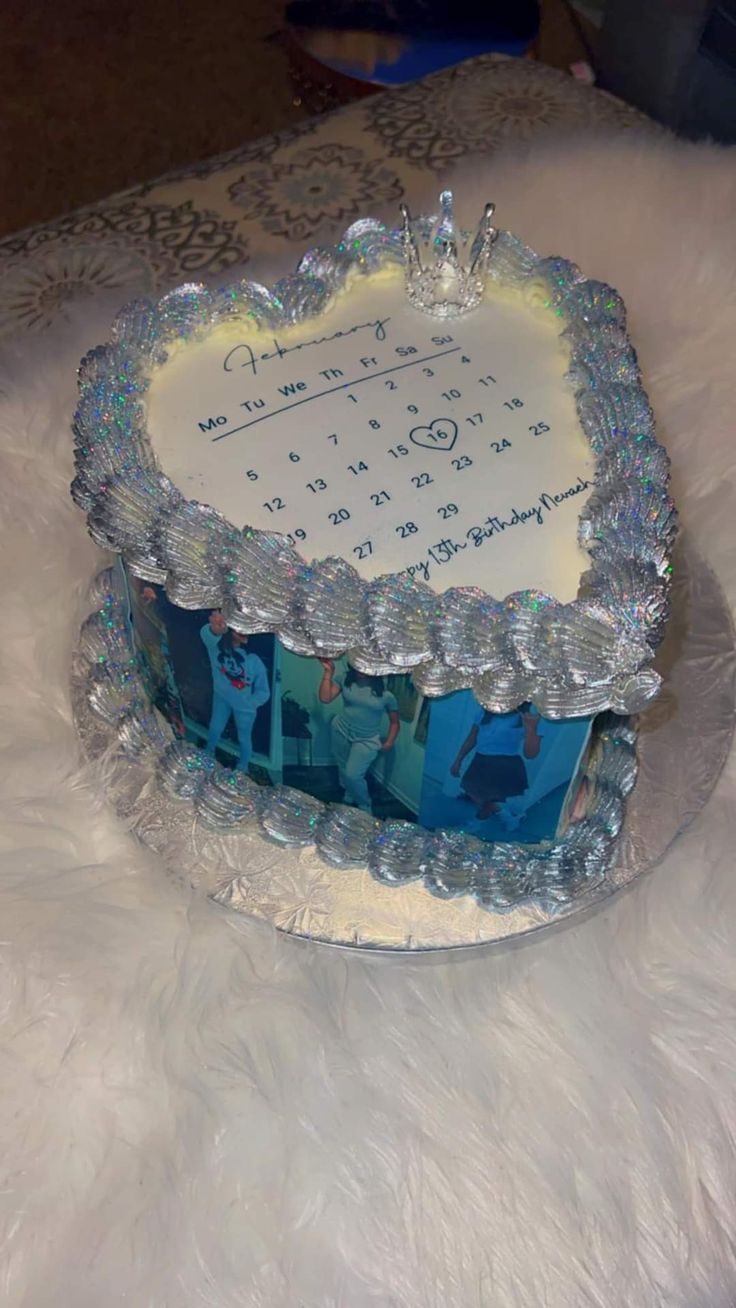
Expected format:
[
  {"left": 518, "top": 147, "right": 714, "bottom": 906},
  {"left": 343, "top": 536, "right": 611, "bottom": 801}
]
[{"left": 71, "top": 193, "right": 676, "bottom": 908}]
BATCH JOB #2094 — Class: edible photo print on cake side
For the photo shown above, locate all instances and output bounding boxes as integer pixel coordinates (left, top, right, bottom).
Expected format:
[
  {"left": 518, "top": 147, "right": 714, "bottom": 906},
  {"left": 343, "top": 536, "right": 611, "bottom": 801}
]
[
  {"left": 279, "top": 650, "right": 423, "bottom": 824},
  {"left": 418, "top": 690, "right": 593, "bottom": 844},
  {"left": 121, "top": 567, "right": 593, "bottom": 846},
  {"left": 125, "top": 576, "right": 278, "bottom": 780}
]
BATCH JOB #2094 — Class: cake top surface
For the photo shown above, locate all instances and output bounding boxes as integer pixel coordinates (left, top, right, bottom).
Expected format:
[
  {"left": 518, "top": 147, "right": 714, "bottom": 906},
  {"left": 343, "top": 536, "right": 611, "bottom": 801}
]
[{"left": 147, "top": 267, "right": 593, "bottom": 602}]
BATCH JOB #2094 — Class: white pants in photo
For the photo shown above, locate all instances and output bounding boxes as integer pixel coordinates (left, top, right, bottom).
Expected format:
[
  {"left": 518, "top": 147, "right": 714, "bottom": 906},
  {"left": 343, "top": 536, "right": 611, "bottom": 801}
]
[{"left": 331, "top": 720, "right": 381, "bottom": 811}]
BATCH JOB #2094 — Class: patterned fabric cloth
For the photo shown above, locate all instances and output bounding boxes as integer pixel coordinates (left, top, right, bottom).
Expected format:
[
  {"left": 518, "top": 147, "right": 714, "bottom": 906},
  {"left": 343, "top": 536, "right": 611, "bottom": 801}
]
[{"left": 0, "top": 54, "right": 653, "bottom": 334}]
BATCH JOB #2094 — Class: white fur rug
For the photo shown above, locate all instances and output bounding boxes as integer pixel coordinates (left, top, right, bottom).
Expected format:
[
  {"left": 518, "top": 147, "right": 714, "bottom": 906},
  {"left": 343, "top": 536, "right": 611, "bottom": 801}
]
[{"left": 2, "top": 132, "right": 736, "bottom": 1307}]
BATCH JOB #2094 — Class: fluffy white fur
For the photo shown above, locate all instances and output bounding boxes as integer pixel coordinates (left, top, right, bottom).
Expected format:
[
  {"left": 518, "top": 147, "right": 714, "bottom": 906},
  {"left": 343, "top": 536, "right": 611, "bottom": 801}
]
[{"left": 2, "top": 132, "right": 736, "bottom": 1307}]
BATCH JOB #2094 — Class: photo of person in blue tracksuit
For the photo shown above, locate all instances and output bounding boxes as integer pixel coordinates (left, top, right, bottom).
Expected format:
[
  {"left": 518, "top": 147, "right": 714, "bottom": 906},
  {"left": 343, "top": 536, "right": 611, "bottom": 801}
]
[{"left": 200, "top": 611, "right": 271, "bottom": 772}]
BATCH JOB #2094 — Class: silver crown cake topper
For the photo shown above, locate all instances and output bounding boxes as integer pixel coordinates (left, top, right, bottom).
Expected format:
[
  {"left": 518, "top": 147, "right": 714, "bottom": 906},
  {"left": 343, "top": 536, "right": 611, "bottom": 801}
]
[{"left": 400, "top": 188, "right": 497, "bottom": 319}]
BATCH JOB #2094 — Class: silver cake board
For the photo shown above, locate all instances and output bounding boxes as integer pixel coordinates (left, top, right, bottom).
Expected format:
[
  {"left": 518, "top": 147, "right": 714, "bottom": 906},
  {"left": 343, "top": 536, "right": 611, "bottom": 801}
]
[{"left": 72, "top": 540, "right": 736, "bottom": 953}]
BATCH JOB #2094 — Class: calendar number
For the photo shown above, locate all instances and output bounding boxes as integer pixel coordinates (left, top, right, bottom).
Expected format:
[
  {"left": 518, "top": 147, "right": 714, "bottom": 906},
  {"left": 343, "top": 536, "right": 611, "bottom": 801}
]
[
  {"left": 307, "top": 479, "right": 327, "bottom": 493},
  {"left": 396, "top": 521, "right": 419, "bottom": 538},
  {"left": 329, "top": 508, "right": 351, "bottom": 525},
  {"left": 490, "top": 439, "right": 512, "bottom": 454},
  {"left": 479, "top": 375, "right": 496, "bottom": 387},
  {"left": 348, "top": 461, "right": 368, "bottom": 475},
  {"left": 388, "top": 444, "right": 409, "bottom": 458},
  {"left": 286, "top": 529, "right": 307, "bottom": 546},
  {"left": 465, "top": 413, "right": 483, "bottom": 427},
  {"left": 368, "top": 419, "right": 381, "bottom": 430},
  {"left": 385, "top": 379, "right": 397, "bottom": 391},
  {"left": 422, "top": 367, "right": 434, "bottom": 377},
  {"left": 263, "top": 497, "right": 285, "bottom": 512},
  {"left": 411, "top": 472, "right": 434, "bottom": 488},
  {"left": 353, "top": 540, "right": 373, "bottom": 561},
  {"left": 529, "top": 422, "right": 551, "bottom": 436},
  {"left": 370, "top": 491, "right": 391, "bottom": 506},
  {"left": 246, "top": 469, "right": 259, "bottom": 481},
  {"left": 503, "top": 398, "right": 524, "bottom": 410},
  {"left": 327, "top": 434, "right": 338, "bottom": 444},
  {"left": 451, "top": 456, "right": 473, "bottom": 471},
  {"left": 438, "top": 502, "right": 459, "bottom": 520},
  {"left": 441, "top": 388, "right": 461, "bottom": 402},
  {"left": 407, "top": 404, "right": 419, "bottom": 414},
  {"left": 289, "top": 451, "right": 301, "bottom": 462}
]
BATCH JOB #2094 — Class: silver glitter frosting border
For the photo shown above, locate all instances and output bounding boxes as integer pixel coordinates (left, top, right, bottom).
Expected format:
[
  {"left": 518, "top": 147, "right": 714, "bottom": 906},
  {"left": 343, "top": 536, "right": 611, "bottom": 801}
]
[
  {"left": 70, "top": 216, "right": 676, "bottom": 720},
  {"left": 75, "top": 566, "right": 639, "bottom": 914}
]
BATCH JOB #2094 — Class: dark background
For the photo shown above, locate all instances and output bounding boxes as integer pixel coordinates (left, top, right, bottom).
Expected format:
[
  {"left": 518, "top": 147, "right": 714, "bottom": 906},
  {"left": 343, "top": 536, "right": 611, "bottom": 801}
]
[{"left": 0, "top": 0, "right": 589, "bottom": 238}]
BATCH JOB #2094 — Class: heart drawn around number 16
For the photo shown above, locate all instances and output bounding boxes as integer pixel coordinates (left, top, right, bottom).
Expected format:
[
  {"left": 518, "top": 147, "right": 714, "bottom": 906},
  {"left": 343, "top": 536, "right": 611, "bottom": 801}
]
[{"left": 409, "top": 417, "right": 458, "bottom": 452}]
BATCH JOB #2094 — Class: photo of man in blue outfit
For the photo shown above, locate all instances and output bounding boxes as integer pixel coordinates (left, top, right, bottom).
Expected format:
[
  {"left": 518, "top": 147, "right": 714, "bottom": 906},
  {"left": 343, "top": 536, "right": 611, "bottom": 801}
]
[{"left": 200, "top": 611, "right": 271, "bottom": 772}]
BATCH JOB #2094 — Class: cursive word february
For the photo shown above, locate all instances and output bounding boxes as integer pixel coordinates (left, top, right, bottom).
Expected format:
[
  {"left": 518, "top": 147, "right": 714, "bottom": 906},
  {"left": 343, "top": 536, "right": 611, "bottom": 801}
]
[{"left": 222, "top": 318, "right": 391, "bottom": 375}]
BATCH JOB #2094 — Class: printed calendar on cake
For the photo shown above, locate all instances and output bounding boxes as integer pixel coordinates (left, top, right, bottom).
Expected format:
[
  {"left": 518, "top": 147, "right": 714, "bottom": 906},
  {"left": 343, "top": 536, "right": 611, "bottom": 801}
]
[{"left": 149, "top": 273, "right": 594, "bottom": 603}]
